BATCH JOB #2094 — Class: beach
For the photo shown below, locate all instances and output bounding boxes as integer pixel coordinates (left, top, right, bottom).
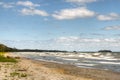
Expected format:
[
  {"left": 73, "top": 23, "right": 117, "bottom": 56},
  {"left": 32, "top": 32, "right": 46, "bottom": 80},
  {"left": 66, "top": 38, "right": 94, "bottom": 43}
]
[{"left": 0, "top": 53, "right": 120, "bottom": 80}]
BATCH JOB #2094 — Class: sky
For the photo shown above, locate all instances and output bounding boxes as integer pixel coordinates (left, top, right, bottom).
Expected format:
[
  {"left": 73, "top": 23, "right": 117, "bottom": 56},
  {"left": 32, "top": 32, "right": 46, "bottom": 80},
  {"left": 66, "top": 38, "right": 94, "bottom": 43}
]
[{"left": 0, "top": 0, "right": 120, "bottom": 51}]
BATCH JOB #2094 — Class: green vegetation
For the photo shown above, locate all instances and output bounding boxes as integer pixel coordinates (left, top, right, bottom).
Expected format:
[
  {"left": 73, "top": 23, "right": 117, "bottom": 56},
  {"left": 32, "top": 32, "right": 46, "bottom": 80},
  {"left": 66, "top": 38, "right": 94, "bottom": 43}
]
[
  {"left": 20, "top": 73, "right": 27, "bottom": 77},
  {"left": 10, "top": 72, "right": 27, "bottom": 77},
  {"left": 0, "top": 56, "right": 17, "bottom": 62},
  {"left": 10, "top": 72, "right": 20, "bottom": 77},
  {"left": 0, "top": 43, "right": 18, "bottom": 52},
  {"left": 0, "top": 52, "right": 17, "bottom": 62},
  {"left": 0, "top": 52, "right": 5, "bottom": 56},
  {"left": 0, "top": 43, "right": 67, "bottom": 52},
  {"left": 0, "top": 44, "right": 14, "bottom": 52},
  {"left": 98, "top": 50, "right": 112, "bottom": 53},
  {"left": 0, "top": 44, "right": 17, "bottom": 62}
]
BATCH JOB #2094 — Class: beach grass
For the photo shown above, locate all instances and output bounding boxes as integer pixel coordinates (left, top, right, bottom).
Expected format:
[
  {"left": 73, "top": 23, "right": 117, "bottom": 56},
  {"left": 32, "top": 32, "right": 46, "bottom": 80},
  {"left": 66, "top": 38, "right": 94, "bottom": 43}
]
[
  {"left": 0, "top": 52, "right": 17, "bottom": 62},
  {"left": 10, "top": 72, "right": 20, "bottom": 77},
  {"left": 0, "top": 52, "right": 5, "bottom": 56},
  {"left": 10, "top": 72, "right": 27, "bottom": 77}
]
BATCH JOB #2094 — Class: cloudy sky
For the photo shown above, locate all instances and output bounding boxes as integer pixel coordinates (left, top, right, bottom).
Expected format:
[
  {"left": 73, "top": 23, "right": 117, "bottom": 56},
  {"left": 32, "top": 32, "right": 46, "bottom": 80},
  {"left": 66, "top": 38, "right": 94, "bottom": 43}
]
[{"left": 0, "top": 0, "right": 120, "bottom": 51}]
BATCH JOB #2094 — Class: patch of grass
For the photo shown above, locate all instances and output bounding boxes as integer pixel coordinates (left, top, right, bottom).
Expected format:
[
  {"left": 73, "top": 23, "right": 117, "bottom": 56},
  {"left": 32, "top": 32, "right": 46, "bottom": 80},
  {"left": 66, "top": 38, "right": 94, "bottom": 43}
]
[
  {"left": 10, "top": 72, "right": 20, "bottom": 77},
  {"left": 0, "top": 56, "right": 17, "bottom": 62},
  {"left": 20, "top": 73, "right": 27, "bottom": 77},
  {"left": 0, "top": 52, "right": 17, "bottom": 62},
  {"left": 0, "top": 52, "right": 5, "bottom": 56},
  {"left": 10, "top": 72, "right": 27, "bottom": 78}
]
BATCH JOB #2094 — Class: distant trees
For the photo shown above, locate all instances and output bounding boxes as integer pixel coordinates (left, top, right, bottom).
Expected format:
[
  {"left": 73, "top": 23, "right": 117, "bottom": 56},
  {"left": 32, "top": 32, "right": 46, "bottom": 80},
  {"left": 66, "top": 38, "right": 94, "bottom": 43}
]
[
  {"left": 0, "top": 44, "right": 67, "bottom": 52},
  {"left": 98, "top": 50, "right": 112, "bottom": 53},
  {"left": 0, "top": 44, "right": 5, "bottom": 52},
  {"left": 0, "top": 44, "right": 19, "bottom": 52},
  {"left": 0, "top": 44, "right": 9, "bottom": 52},
  {"left": 0, "top": 44, "right": 15, "bottom": 52}
]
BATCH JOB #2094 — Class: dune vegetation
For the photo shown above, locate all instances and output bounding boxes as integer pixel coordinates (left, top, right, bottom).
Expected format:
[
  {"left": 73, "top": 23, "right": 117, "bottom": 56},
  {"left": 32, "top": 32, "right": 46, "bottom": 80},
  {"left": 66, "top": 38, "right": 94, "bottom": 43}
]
[{"left": 0, "top": 52, "right": 17, "bottom": 62}]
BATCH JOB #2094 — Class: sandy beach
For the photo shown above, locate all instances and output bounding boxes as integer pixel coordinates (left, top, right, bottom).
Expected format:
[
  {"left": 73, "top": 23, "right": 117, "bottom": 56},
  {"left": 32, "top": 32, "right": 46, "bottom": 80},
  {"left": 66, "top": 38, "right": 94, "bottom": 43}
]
[{"left": 0, "top": 53, "right": 120, "bottom": 80}]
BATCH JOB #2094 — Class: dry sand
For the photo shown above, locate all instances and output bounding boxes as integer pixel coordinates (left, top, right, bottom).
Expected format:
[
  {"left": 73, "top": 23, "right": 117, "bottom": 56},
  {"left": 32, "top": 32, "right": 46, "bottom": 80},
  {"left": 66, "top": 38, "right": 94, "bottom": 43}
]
[{"left": 0, "top": 53, "right": 120, "bottom": 80}]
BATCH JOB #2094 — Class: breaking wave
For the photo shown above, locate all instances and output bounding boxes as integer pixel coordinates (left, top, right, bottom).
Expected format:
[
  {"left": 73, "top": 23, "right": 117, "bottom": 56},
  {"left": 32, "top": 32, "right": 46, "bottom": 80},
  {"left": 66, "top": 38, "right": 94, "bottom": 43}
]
[{"left": 11, "top": 52, "right": 120, "bottom": 72}]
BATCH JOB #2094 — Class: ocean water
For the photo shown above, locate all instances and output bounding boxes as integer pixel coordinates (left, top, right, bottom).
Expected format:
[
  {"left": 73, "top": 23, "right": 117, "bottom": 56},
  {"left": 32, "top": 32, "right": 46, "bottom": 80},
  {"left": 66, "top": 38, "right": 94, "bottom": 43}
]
[{"left": 11, "top": 52, "right": 120, "bottom": 72}]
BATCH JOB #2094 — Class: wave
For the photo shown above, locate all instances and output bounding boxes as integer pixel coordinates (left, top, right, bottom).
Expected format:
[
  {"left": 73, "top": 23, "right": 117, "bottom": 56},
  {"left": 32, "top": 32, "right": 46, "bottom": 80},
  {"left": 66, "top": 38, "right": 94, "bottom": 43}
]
[{"left": 11, "top": 52, "right": 120, "bottom": 72}]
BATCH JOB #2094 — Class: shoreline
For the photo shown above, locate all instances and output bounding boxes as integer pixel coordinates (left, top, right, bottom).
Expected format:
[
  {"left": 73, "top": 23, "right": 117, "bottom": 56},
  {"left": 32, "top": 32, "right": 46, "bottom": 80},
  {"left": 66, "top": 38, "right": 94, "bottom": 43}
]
[
  {"left": 0, "top": 53, "right": 120, "bottom": 80},
  {"left": 27, "top": 58, "right": 120, "bottom": 80}
]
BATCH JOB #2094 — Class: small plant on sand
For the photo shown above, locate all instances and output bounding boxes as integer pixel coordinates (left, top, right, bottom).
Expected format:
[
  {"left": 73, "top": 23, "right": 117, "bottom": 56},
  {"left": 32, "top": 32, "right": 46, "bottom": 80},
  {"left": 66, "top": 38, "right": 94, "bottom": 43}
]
[
  {"left": 10, "top": 72, "right": 28, "bottom": 78},
  {"left": 20, "top": 73, "right": 27, "bottom": 77},
  {"left": 10, "top": 72, "right": 20, "bottom": 77}
]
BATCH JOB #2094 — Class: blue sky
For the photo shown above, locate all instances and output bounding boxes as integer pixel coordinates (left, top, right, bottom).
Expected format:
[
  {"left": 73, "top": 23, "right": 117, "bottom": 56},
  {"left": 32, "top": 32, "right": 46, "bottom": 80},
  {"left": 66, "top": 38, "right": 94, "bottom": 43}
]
[{"left": 0, "top": 0, "right": 120, "bottom": 51}]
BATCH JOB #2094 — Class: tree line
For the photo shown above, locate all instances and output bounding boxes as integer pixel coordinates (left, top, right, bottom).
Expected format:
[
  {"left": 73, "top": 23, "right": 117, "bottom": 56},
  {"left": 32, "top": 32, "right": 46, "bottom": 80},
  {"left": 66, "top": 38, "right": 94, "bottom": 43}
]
[{"left": 0, "top": 44, "right": 67, "bottom": 52}]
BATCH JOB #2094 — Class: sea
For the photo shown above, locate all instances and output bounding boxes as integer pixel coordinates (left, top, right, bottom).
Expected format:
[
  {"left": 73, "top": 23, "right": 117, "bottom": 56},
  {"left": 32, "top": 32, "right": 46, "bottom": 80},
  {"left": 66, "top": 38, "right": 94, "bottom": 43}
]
[{"left": 11, "top": 52, "right": 120, "bottom": 73}]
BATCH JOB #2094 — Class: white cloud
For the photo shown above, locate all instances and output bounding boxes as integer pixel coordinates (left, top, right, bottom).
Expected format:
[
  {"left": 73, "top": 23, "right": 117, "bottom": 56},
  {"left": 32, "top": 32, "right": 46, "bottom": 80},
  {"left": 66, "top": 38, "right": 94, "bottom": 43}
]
[
  {"left": 2, "top": 37, "right": 120, "bottom": 51},
  {"left": 0, "top": 1, "right": 48, "bottom": 17},
  {"left": 55, "top": 36, "right": 118, "bottom": 43},
  {"left": 52, "top": 7, "right": 95, "bottom": 20},
  {"left": 54, "top": 36, "right": 120, "bottom": 51},
  {"left": 0, "top": 1, "right": 40, "bottom": 8},
  {"left": 0, "top": 2, "right": 14, "bottom": 8},
  {"left": 97, "top": 13, "right": 120, "bottom": 21},
  {"left": 20, "top": 8, "right": 49, "bottom": 16},
  {"left": 103, "top": 26, "right": 120, "bottom": 30},
  {"left": 17, "top": 1, "right": 40, "bottom": 8},
  {"left": 17, "top": 1, "right": 48, "bottom": 16},
  {"left": 65, "top": 0, "right": 97, "bottom": 4}
]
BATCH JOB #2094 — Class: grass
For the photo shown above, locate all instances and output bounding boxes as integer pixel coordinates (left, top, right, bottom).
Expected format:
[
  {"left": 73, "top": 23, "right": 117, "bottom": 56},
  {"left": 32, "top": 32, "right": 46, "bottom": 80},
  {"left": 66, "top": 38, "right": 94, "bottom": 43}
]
[
  {"left": 10, "top": 72, "right": 20, "bottom": 77},
  {"left": 0, "top": 56, "right": 17, "bottom": 62},
  {"left": 0, "top": 52, "right": 17, "bottom": 62},
  {"left": 10, "top": 72, "right": 27, "bottom": 77},
  {"left": 0, "top": 52, "right": 5, "bottom": 56},
  {"left": 20, "top": 73, "right": 27, "bottom": 77}
]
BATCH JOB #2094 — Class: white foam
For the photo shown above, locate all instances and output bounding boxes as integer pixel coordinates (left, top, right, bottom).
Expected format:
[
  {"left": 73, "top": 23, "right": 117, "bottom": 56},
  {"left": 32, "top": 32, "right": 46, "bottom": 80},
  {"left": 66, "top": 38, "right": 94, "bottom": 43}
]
[
  {"left": 37, "top": 59, "right": 63, "bottom": 64},
  {"left": 61, "top": 58, "right": 78, "bottom": 61},
  {"left": 75, "top": 63, "right": 96, "bottom": 66},
  {"left": 98, "top": 62, "right": 120, "bottom": 65}
]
